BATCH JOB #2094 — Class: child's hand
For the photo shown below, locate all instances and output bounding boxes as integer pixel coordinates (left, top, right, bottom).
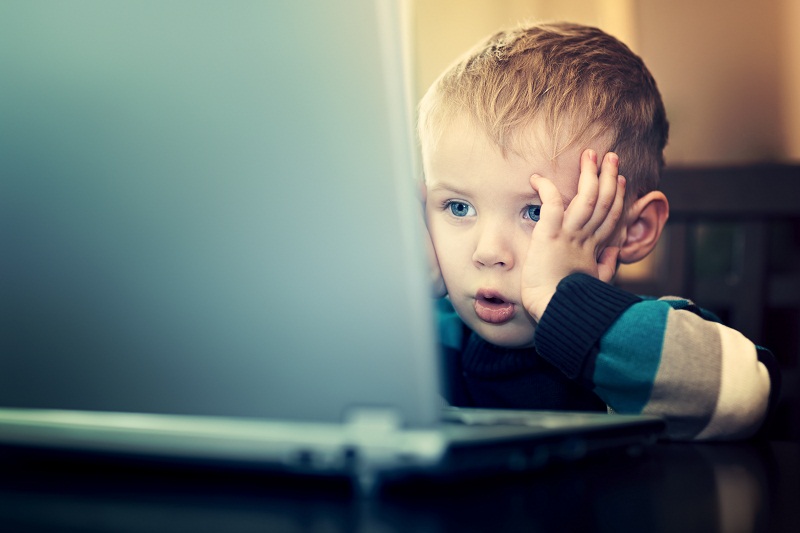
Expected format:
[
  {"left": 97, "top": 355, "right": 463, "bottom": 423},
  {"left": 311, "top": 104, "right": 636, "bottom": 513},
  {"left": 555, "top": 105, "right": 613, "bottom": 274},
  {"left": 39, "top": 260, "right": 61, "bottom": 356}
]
[{"left": 521, "top": 150, "right": 626, "bottom": 322}]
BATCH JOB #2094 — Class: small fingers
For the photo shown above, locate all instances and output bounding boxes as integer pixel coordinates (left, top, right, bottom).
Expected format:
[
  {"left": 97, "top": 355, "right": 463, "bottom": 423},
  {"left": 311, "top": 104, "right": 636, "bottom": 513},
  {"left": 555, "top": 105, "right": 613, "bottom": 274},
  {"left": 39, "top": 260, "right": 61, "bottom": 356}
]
[
  {"left": 590, "top": 152, "right": 620, "bottom": 222},
  {"left": 564, "top": 149, "right": 600, "bottom": 230},
  {"left": 596, "top": 246, "right": 621, "bottom": 283},
  {"left": 595, "top": 174, "right": 626, "bottom": 240},
  {"left": 529, "top": 174, "right": 564, "bottom": 235}
]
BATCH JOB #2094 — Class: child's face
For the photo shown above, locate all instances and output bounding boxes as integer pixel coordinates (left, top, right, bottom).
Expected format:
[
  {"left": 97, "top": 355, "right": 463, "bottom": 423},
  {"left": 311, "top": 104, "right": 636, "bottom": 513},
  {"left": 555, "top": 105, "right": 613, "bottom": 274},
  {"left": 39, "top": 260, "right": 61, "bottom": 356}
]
[{"left": 424, "top": 116, "right": 611, "bottom": 348}]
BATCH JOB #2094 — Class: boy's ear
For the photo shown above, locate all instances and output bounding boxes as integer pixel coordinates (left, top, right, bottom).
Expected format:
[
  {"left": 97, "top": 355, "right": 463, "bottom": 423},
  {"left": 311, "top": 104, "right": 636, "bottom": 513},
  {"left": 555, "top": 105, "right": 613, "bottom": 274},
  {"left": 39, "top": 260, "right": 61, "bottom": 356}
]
[{"left": 618, "top": 191, "right": 669, "bottom": 264}]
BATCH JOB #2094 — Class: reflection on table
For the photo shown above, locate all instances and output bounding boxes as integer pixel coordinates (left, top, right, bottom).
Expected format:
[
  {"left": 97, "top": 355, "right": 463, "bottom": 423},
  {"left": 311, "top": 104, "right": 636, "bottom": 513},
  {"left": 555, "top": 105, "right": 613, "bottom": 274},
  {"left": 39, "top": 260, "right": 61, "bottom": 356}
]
[{"left": 0, "top": 441, "right": 798, "bottom": 532}]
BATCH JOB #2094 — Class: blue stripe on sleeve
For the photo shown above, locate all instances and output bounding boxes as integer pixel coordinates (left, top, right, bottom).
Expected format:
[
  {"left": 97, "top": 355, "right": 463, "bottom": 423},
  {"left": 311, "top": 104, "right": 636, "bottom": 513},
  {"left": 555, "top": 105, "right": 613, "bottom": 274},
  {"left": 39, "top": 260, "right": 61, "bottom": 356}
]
[{"left": 592, "top": 300, "right": 668, "bottom": 413}]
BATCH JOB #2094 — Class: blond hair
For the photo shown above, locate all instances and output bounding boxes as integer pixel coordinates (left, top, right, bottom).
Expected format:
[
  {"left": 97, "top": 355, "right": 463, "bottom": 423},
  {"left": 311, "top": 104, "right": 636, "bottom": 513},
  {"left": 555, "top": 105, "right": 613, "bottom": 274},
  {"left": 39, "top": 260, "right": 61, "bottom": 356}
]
[{"left": 418, "top": 22, "right": 669, "bottom": 201}]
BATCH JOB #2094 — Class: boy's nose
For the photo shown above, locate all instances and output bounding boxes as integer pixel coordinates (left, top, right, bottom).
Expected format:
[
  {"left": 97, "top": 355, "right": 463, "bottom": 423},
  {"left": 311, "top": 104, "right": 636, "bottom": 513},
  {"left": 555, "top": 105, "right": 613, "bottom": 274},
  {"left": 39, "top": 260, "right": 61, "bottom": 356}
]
[{"left": 472, "top": 223, "right": 514, "bottom": 269}]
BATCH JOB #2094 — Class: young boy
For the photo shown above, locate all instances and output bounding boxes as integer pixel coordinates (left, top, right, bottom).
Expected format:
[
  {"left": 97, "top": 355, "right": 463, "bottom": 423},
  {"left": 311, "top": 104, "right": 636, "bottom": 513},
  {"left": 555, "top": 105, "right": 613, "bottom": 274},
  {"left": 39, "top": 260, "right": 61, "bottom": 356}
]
[{"left": 418, "top": 22, "right": 781, "bottom": 440}]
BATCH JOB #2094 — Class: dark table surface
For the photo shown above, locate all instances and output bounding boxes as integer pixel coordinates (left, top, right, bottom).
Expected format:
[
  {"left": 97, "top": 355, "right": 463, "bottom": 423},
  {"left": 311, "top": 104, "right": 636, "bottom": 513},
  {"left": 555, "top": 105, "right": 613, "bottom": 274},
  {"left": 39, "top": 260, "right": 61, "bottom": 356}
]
[{"left": 1, "top": 440, "right": 798, "bottom": 532}]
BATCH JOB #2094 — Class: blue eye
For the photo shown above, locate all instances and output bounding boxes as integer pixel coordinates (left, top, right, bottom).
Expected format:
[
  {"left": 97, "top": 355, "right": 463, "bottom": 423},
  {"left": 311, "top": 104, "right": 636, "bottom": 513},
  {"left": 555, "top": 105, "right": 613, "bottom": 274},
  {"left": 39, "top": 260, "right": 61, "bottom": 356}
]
[
  {"left": 526, "top": 205, "right": 541, "bottom": 222},
  {"left": 448, "top": 201, "right": 475, "bottom": 217}
]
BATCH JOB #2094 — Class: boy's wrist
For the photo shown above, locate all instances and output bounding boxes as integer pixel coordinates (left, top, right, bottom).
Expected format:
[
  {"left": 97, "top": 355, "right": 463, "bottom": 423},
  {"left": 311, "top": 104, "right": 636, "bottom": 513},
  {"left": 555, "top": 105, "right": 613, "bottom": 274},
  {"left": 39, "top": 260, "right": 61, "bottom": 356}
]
[
  {"left": 533, "top": 273, "right": 641, "bottom": 379},
  {"left": 523, "top": 286, "right": 557, "bottom": 323}
]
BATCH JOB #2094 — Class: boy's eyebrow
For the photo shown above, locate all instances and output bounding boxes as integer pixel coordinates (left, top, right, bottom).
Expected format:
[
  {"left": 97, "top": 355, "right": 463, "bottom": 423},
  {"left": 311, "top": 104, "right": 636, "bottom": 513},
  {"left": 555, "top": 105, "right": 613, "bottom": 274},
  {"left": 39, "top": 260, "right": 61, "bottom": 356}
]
[
  {"left": 425, "top": 183, "right": 474, "bottom": 198},
  {"left": 428, "top": 183, "right": 568, "bottom": 205}
]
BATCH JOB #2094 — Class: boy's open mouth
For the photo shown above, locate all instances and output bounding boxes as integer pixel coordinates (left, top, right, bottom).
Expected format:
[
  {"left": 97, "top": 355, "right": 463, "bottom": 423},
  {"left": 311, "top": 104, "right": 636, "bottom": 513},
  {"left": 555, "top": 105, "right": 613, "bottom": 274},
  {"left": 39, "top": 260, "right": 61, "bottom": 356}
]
[{"left": 474, "top": 290, "right": 515, "bottom": 324}]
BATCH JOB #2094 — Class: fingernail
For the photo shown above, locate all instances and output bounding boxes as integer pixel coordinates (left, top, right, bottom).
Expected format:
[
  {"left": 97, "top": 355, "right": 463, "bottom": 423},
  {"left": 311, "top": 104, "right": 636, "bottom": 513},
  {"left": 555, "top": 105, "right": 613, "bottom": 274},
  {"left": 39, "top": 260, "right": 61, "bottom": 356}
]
[
  {"left": 587, "top": 149, "right": 597, "bottom": 163},
  {"left": 608, "top": 152, "right": 619, "bottom": 165}
]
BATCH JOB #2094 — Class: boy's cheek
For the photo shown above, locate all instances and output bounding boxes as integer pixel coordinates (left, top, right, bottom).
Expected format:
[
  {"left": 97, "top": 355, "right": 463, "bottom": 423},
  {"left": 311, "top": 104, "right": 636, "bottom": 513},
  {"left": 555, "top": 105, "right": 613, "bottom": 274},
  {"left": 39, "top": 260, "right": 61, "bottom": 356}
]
[{"left": 429, "top": 242, "right": 462, "bottom": 285}]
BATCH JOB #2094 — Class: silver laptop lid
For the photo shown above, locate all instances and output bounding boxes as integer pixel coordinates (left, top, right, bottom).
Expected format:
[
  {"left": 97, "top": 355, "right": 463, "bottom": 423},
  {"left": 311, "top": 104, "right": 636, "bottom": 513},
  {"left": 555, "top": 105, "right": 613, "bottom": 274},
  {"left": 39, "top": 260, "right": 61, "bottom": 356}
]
[{"left": 0, "top": 1, "right": 440, "bottom": 426}]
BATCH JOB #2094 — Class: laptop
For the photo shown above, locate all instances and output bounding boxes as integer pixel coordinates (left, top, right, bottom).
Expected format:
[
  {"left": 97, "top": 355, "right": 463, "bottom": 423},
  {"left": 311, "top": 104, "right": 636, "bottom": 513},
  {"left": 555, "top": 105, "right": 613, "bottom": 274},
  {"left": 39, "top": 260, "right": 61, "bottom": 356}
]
[{"left": 0, "top": 0, "right": 664, "bottom": 492}]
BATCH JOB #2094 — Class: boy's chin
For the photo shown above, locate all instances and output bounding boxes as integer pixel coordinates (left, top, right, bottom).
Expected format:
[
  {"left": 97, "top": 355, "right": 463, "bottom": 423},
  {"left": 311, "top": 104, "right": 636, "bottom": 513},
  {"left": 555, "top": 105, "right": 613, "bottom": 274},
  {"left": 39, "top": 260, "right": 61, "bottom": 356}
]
[{"left": 471, "top": 322, "right": 536, "bottom": 349}]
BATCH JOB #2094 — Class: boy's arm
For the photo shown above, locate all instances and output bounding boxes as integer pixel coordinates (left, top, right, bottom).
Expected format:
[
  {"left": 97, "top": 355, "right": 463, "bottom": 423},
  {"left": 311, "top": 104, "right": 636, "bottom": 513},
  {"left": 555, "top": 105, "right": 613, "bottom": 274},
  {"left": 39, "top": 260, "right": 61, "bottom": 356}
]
[
  {"left": 534, "top": 273, "right": 780, "bottom": 440},
  {"left": 522, "top": 151, "right": 779, "bottom": 439}
]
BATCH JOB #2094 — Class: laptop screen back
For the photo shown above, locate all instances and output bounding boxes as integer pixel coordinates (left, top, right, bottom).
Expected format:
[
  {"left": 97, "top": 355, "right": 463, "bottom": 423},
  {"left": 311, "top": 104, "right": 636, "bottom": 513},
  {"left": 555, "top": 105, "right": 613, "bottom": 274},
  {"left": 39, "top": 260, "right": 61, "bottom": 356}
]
[{"left": 0, "top": 1, "right": 441, "bottom": 426}]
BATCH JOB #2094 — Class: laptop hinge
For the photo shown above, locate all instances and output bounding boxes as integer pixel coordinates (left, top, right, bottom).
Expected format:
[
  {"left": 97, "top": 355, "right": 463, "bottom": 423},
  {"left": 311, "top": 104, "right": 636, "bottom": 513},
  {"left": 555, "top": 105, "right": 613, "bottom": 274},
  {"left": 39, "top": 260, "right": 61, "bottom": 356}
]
[
  {"left": 344, "top": 407, "right": 402, "bottom": 432},
  {"left": 342, "top": 407, "right": 405, "bottom": 495}
]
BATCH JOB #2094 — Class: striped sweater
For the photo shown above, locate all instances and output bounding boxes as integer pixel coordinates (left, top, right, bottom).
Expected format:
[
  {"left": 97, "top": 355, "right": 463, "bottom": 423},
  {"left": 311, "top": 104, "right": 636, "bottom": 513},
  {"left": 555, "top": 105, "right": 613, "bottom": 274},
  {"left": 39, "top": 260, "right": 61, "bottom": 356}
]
[{"left": 437, "top": 273, "right": 781, "bottom": 440}]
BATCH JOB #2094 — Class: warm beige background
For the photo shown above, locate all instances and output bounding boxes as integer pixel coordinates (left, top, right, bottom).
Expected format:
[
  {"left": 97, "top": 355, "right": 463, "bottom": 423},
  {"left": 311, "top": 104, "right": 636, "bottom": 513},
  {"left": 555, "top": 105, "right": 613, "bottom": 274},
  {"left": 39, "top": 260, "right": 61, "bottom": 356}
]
[{"left": 409, "top": 0, "right": 800, "bottom": 165}]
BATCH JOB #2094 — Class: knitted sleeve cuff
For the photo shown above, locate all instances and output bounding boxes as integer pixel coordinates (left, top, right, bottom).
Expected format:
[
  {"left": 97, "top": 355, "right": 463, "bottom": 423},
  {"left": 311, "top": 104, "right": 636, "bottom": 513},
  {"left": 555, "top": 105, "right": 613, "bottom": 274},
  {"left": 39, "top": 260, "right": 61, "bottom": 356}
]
[{"left": 534, "top": 273, "right": 641, "bottom": 379}]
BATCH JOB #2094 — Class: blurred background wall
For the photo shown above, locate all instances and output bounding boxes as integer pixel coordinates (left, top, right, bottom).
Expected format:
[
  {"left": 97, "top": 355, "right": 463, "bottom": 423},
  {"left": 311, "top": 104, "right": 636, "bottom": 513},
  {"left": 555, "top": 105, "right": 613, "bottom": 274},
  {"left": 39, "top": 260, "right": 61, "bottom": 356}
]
[{"left": 409, "top": 0, "right": 800, "bottom": 165}]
